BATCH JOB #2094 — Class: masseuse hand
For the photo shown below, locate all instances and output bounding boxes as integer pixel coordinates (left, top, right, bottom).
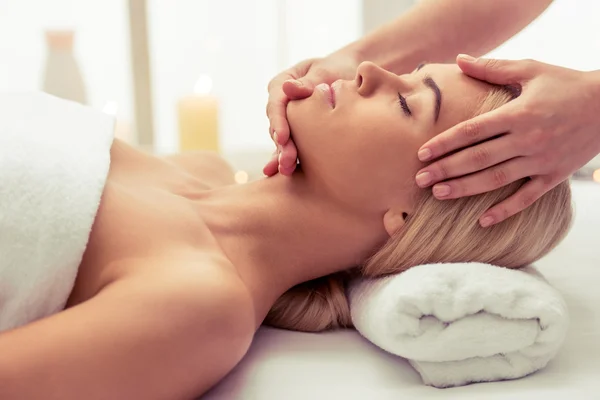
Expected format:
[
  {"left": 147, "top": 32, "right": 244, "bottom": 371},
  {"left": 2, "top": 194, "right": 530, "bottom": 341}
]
[
  {"left": 416, "top": 55, "right": 600, "bottom": 227},
  {"left": 264, "top": 53, "right": 359, "bottom": 176}
]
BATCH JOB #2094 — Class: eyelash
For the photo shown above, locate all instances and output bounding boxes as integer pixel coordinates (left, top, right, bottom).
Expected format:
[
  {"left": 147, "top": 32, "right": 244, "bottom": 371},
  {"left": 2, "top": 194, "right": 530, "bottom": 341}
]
[{"left": 397, "top": 93, "right": 412, "bottom": 116}]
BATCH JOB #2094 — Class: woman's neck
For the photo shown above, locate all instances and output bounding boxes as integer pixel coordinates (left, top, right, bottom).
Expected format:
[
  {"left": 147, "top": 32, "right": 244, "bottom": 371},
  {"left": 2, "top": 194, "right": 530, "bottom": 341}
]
[{"left": 192, "top": 172, "right": 388, "bottom": 320}]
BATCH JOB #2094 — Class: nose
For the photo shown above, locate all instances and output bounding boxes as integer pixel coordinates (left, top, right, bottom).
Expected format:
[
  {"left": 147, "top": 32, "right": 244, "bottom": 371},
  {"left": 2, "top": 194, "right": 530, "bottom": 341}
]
[{"left": 355, "top": 61, "right": 404, "bottom": 97}]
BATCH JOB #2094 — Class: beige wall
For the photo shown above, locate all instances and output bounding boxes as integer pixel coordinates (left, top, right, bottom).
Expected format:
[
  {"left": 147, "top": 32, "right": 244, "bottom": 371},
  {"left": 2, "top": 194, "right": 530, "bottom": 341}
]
[{"left": 362, "top": 0, "right": 416, "bottom": 34}]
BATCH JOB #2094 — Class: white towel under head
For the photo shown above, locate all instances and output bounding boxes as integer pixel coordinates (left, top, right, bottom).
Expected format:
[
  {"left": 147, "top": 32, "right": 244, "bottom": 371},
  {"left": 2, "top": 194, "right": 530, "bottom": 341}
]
[
  {"left": 348, "top": 262, "right": 569, "bottom": 388},
  {"left": 0, "top": 92, "right": 114, "bottom": 332}
]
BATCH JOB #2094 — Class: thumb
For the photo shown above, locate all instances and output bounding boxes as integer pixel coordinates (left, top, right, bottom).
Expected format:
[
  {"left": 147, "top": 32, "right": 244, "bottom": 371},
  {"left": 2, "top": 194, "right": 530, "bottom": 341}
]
[
  {"left": 456, "top": 54, "right": 535, "bottom": 85},
  {"left": 282, "top": 78, "right": 315, "bottom": 99}
]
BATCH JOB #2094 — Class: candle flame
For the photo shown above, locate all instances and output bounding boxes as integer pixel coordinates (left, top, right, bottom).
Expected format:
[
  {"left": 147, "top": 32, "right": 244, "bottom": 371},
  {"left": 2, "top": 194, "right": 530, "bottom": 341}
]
[
  {"left": 194, "top": 75, "right": 213, "bottom": 95},
  {"left": 102, "top": 101, "right": 118, "bottom": 116},
  {"left": 593, "top": 169, "right": 600, "bottom": 183}
]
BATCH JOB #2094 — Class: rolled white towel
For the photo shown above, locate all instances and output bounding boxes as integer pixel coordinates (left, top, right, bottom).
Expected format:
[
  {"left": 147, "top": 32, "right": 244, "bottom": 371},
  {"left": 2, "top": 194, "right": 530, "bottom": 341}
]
[{"left": 348, "top": 262, "right": 569, "bottom": 388}]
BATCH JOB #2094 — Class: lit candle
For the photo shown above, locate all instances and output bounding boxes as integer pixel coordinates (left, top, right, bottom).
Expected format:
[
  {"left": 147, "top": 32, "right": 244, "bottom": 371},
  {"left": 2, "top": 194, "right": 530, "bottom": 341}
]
[{"left": 177, "top": 75, "right": 219, "bottom": 152}]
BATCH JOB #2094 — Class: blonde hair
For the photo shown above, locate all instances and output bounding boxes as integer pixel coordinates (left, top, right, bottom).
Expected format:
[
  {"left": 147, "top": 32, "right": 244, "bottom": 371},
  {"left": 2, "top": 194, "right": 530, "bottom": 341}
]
[{"left": 265, "top": 85, "right": 573, "bottom": 332}]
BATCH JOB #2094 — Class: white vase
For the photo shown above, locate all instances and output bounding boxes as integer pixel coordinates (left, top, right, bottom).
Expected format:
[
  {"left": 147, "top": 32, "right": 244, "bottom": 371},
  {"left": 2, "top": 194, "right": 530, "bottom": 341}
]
[{"left": 42, "top": 30, "right": 87, "bottom": 104}]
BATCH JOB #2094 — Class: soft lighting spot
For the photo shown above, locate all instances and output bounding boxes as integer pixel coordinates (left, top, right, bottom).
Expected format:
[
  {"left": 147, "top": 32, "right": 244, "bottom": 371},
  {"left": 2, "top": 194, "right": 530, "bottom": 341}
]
[
  {"left": 234, "top": 170, "right": 249, "bottom": 184},
  {"left": 194, "top": 75, "right": 213, "bottom": 95},
  {"left": 593, "top": 169, "right": 600, "bottom": 183},
  {"left": 102, "top": 101, "right": 118, "bottom": 116}
]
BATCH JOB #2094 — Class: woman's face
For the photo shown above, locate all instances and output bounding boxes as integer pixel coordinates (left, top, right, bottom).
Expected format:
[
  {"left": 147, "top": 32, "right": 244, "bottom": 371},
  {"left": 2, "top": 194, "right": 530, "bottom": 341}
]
[{"left": 287, "top": 62, "right": 493, "bottom": 215}]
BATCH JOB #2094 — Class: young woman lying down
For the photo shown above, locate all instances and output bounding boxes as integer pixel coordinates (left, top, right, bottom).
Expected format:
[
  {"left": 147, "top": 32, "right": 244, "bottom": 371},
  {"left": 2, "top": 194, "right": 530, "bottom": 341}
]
[{"left": 0, "top": 62, "right": 571, "bottom": 399}]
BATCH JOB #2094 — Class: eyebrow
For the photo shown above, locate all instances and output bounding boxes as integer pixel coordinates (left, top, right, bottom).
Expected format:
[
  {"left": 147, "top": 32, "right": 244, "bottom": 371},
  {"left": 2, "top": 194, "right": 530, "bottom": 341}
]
[
  {"left": 414, "top": 62, "right": 442, "bottom": 122},
  {"left": 423, "top": 76, "right": 442, "bottom": 123}
]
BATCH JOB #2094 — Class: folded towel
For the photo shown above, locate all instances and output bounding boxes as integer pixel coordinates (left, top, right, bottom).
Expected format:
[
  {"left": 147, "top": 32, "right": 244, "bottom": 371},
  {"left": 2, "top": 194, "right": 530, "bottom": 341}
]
[
  {"left": 348, "top": 262, "right": 569, "bottom": 388},
  {"left": 0, "top": 92, "right": 114, "bottom": 332}
]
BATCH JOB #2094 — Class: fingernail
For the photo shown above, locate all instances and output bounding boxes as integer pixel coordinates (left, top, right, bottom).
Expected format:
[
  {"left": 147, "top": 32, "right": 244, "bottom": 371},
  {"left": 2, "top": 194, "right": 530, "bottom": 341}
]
[
  {"left": 288, "top": 79, "right": 303, "bottom": 87},
  {"left": 418, "top": 148, "right": 432, "bottom": 162},
  {"left": 415, "top": 172, "right": 432, "bottom": 187},
  {"left": 278, "top": 153, "right": 283, "bottom": 163},
  {"left": 458, "top": 54, "right": 477, "bottom": 62},
  {"left": 480, "top": 216, "right": 494, "bottom": 227},
  {"left": 433, "top": 184, "right": 451, "bottom": 198},
  {"left": 274, "top": 131, "right": 279, "bottom": 144}
]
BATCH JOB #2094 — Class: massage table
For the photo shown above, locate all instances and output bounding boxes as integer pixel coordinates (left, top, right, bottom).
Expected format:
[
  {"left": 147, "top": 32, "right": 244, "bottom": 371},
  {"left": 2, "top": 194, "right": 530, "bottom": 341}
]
[{"left": 203, "top": 180, "right": 600, "bottom": 400}]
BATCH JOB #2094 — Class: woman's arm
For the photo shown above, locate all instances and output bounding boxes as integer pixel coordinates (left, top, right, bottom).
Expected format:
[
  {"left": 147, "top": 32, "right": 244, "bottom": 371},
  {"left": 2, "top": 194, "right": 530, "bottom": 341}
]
[
  {"left": 348, "top": 0, "right": 554, "bottom": 74},
  {"left": 0, "top": 264, "right": 254, "bottom": 399}
]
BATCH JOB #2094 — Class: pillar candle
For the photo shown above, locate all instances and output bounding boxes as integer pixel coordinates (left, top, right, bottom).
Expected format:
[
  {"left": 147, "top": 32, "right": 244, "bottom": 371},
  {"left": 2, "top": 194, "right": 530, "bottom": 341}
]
[{"left": 177, "top": 75, "right": 220, "bottom": 153}]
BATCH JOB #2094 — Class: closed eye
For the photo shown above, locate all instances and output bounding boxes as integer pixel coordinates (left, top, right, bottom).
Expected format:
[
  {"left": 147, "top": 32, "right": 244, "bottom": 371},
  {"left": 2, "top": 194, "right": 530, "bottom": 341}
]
[{"left": 398, "top": 93, "right": 412, "bottom": 117}]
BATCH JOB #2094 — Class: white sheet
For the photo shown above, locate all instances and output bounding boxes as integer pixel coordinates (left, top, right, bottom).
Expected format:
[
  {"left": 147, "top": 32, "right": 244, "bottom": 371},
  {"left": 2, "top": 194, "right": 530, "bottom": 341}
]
[{"left": 203, "top": 181, "right": 600, "bottom": 400}]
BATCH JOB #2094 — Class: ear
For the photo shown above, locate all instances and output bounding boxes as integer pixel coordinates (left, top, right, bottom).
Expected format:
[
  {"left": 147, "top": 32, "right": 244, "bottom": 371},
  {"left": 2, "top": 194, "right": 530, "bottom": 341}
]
[{"left": 383, "top": 208, "right": 408, "bottom": 237}]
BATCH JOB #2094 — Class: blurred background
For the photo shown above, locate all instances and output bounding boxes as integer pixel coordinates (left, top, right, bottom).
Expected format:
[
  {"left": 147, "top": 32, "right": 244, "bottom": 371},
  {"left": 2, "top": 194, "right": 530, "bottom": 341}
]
[{"left": 0, "top": 0, "right": 599, "bottom": 181}]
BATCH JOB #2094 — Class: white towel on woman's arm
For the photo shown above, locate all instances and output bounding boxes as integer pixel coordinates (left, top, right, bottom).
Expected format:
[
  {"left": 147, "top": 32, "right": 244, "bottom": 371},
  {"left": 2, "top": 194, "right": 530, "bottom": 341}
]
[{"left": 348, "top": 262, "right": 569, "bottom": 388}]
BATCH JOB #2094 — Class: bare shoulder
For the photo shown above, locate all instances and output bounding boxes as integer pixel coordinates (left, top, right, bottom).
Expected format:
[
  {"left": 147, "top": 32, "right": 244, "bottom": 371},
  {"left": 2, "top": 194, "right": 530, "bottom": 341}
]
[
  {"left": 165, "top": 150, "right": 236, "bottom": 188},
  {"left": 0, "top": 256, "right": 256, "bottom": 399},
  {"left": 142, "top": 259, "right": 257, "bottom": 339},
  {"left": 122, "top": 258, "right": 257, "bottom": 394}
]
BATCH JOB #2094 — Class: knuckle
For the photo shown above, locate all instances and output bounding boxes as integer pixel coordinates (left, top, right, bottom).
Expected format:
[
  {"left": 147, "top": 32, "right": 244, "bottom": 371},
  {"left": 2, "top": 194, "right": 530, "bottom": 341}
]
[
  {"left": 520, "top": 192, "right": 536, "bottom": 209},
  {"left": 511, "top": 106, "right": 529, "bottom": 122},
  {"left": 524, "top": 128, "right": 545, "bottom": 149},
  {"left": 483, "top": 58, "right": 502, "bottom": 79},
  {"left": 436, "top": 161, "right": 450, "bottom": 181},
  {"left": 517, "top": 104, "right": 536, "bottom": 120},
  {"left": 471, "top": 147, "right": 491, "bottom": 168},
  {"left": 266, "top": 101, "right": 275, "bottom": 117},
  {"left": 523, "top": 58, "right": 537, "bottom": 69},
  {"left": 501, "top": 206, "right": 512, "bottom": 221},
  {"left": 266, "top": 101, "right": 284, "bottom": 120},
  {"left": 430, "top": 138, "right": 447, "bottom": 156},
  {"left": 540, "top": 174, "right": 555, "bottom": 186},
  {"left": 492, "top": 168, "right": 509, "bottom": 187},
  {"left": 462, "top": 120, "right": 482, "bottom": 140},
  {"left": 454, "top": 180, "right": 469, "bottom": 197}
]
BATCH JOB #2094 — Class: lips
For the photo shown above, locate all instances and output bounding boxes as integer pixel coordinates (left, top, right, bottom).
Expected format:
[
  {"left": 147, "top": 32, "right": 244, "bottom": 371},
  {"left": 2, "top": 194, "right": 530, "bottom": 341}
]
[
  {"left": 329, "top": 84, "right": 336, "bottom": 108},
  {"left": 316, "top": 83, "right": 335, "bottom": 108}
]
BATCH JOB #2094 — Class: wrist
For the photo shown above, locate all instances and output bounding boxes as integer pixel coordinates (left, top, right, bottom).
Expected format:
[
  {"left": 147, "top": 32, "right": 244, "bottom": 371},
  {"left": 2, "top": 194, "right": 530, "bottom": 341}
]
[
  {"left": 330, "top": 40, "right": 365, "bottom": 66},
  {"left": 336, "top": 31, "right": 419, "bottom": 75}
]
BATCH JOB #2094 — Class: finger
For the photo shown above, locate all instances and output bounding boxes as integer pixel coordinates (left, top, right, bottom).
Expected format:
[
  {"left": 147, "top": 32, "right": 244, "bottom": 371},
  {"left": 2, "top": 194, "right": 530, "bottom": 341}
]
[
  {"left": 278, "top": 161, "right": 296, "bottom": 176},
  {"left": 418, "top": 104, "right": 517, "bottom": 162},
  {"left": 478, "top": 176, "right": 553, "bottom": 227},
  {"left": 266, "top": 94, "right": 291, "bottom": 145},
  {"left": 430, "top": 157, "right": 532, "bottom": 200},
  {"left": 416, "top": 135, "right": 519, "bottom": 187},
  {"left": 263, "top": 151, "right": 279, "bottom": 177},
  {"left": 278, "top": 142, "right": 297, "bottom": 176},
  {"left": 456, "top": 54, "right": 536, "bottom": 85},
  {"left": 283, "top": 79, "right": 314, "bottom": 99},
  {"left": 279, "top": 141, "right": 298, "bottom": 173}
]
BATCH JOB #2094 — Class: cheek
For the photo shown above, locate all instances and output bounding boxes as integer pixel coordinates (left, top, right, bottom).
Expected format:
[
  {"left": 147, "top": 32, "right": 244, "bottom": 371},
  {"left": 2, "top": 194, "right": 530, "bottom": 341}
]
[{"left": 287, "top": 97, "right": 328, "bottom": 145}]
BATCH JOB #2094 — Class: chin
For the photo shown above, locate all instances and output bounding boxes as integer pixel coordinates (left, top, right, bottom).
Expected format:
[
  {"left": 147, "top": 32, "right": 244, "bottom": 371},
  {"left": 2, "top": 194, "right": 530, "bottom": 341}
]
[{"left": 286, "top": 95, "right": 332, "bottom": 177}]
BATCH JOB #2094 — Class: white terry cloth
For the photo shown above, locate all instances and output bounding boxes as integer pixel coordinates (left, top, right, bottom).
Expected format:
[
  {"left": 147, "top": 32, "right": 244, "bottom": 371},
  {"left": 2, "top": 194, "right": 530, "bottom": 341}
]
[
  {"left": 348, "top": 262, "right": 569, "bottom": 388},
  {"left": 0, "top": 92, "right": 114, "bottom": 332}
]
